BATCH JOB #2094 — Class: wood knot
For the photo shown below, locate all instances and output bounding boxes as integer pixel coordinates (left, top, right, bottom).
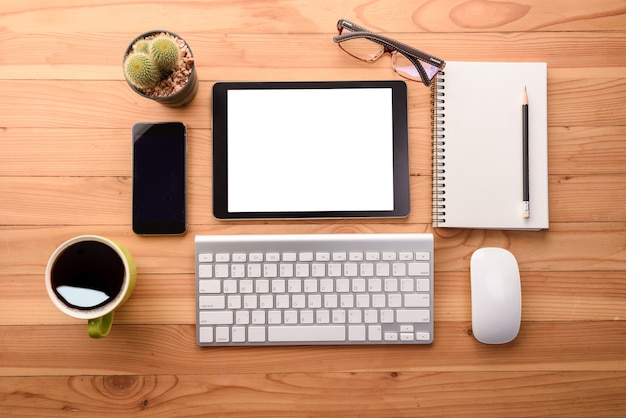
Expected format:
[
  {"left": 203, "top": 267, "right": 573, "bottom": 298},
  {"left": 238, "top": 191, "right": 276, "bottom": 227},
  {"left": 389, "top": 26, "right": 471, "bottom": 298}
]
[
  {"left": 450, "top": 0, "right": 531, "bottom": 29},
  {"left": 102, "top": 375, "right": 140, "bottom": 395}
]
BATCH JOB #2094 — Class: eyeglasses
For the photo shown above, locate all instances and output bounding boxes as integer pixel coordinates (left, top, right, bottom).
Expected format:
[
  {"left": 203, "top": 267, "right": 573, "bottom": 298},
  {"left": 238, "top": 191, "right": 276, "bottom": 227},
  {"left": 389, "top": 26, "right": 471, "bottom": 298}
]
[{"left": 333, "top": 19, "right": 445, "bottom": 87}]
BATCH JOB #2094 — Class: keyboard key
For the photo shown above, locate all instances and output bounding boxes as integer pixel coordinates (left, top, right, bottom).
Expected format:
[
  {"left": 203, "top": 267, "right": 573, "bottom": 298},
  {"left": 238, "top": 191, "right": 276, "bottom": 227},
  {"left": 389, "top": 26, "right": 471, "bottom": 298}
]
[
  {"left": 280, "top": 264, "right": 294, "bottom": 278},
  {"left": 235, "top": 311, "right": 250, "bottom": 325},
  {"left": 360, "top": 263, "right": 374, "bottom": 277},
  {"left": 332, "top": 252, "right": 347, "bottom": 261},
  {"left": 315, "top": 252, "right": 330, "bottom": 261},
  {"left": 232, "top": 327, "right": 246, "bottom": 343},
  {"left": 392, "top": 263, "right": 407, "bottom": 277},
  {"left": 248, "top": 326, "right": 266, "bottom": 342},
  {"left": 287, "top": 279, "right": 302, "bottom": 293},
  {"left": 368, "top": 325, "right": 382, "bottom": 341},
  {"left": 283, "top": 252, "right": 297, "bottom": 262},
  {"left": 268, "top": 326, "right": 346, "bottom": 342},
  {"left": 227, "top": 295, "right": 241, "bottom": 309},
  {"left": 349, "top": 252, "right": 364, "bottom": 261},
  {"left": 300, "top": 310, "right": 314, "bottom": 324},
  {"left": 311, "top": 264, "right": 325, "bottom": 277},
  {"left": 384, "top": 332, "right": 398, "bottom": 341},
  {"left": 349, "top": 325, "right": 366, "bottom": 341},
  {"left": 276, "top": 295, "right": 290, "bottom": 309},
  {"left": 199, "top": 327, "right": 213, "bottom": 343},
  {"left": 399, "top": 252, "right": 413, "bottom": 261},
  {"left": 415, "top": 252, "right": 430, "bottom": 261},
  {"left": 215, "top": 265, "right": 229, "bottom": 278},
  {"left": 376, "top": 263, "right": 390, "bottom": 277},
  {"left": 404, "top": 294, "right": 430, "bottom": 308},
  {"left": 232, "top": 253, "right": 247, "bottom": 262},
  {"left": 252, "top": 311, "right": 265, "bottom": 324},
  {"left": 266, "top": 253, "right": 280, "bottom": 262},
  {"left": 316, "top": 310, "right": 330, "bottom": 324},
  {"left": 299, "top": 252, "right": 313, "bottom": 262},
  {"left": 255, "top": 279, "right": 270, "bottom": 293},
  {"left": 397, "top": 310, "right": 430, "bottom": 323},
  {"left": 417, "top": 279, "right": 430, "bottom": 292},
  {"left": 344, "top": 263, "right": 358, "bottom": 277},
  {"left": 264, "top": 264, "right": 278, "bottom": 278},
  {"left": 215, "top": 253, "right": 230, "bottom": 263},
  {"left": 248, "top": 264, "right": 262, "bottom": 278},
  {"left": 295, "top": 264, "right": 310, "bottom": 277},
  {"left": 320, "top": 279, "right": 334, "bottom": 293},
  {"left": 216, "top": 327, "right": 230, "bottom": 342},
  {"left": 336, "top": 279, "right": 350, "bottom": 293},
  {"left": 303, "top": 279, "right": 318, "bottom": 293},
  {"left": 366, "top": 252, "right": 380, "bottom": 261},
  {"left": 200, "top": 311, "right": 233, "bottom": 325},
  {"left": 409, "top": 262, "right": 430, "bottom": 276},
  {"left": 199, "top": 280, "right": 220, "bottom": 294},
  {"left": 199, "top": 264, "right": 213, "bottom": 278},
  {"left": 416, "top": 332, "right": 431, "bottom": 341},
  {"left": 249, "top": 253, "right": 263, "bottom": 262}
]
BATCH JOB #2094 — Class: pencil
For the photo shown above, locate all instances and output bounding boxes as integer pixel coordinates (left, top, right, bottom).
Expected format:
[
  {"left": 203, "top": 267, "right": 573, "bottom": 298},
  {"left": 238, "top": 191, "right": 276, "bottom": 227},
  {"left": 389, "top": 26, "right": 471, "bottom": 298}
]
[{"left": 522, "top": 87, "right": 530, "bottom": 218}]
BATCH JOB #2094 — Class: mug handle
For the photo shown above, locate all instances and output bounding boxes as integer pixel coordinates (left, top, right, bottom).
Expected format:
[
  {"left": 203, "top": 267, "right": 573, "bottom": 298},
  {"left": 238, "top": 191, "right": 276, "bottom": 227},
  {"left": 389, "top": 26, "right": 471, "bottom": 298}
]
[{"left": 87, "top": 311, "right": 115, "bottom": 338}]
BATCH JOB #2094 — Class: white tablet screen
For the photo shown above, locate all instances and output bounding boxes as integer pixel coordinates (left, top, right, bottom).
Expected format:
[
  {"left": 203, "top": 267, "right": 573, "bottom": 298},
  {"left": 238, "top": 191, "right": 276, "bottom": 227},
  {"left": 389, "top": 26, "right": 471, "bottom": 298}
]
[{"left": 227, "top": 88, "right": 394, "bottom": 212}]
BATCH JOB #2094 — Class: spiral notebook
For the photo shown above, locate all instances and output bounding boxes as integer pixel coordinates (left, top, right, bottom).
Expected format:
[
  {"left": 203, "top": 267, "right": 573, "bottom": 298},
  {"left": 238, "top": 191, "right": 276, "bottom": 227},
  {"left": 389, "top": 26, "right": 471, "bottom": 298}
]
[{"left": 432, "top": 61, "right": 549, "bottom": 230}]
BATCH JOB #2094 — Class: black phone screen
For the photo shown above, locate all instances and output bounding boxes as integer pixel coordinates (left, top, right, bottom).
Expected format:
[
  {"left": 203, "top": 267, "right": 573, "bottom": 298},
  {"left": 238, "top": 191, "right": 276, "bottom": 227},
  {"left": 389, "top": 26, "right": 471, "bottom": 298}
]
[{"left": 132, "top": 122, "right": 187, "bottom": 235}]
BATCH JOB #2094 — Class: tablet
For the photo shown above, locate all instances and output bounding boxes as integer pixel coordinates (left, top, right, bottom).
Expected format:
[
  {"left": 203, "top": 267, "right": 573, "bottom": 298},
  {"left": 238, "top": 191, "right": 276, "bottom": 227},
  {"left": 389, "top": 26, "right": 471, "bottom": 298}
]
[{"left": 212, "top": 80, "right": 410, "bottom": 219}]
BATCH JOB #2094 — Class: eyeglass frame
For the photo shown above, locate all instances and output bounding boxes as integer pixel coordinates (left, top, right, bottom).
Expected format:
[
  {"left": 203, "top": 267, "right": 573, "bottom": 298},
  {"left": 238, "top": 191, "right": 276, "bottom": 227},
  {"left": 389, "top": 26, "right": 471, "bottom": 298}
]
[{"left": 333, "top": 19, "right": 446, "bottom": 87}]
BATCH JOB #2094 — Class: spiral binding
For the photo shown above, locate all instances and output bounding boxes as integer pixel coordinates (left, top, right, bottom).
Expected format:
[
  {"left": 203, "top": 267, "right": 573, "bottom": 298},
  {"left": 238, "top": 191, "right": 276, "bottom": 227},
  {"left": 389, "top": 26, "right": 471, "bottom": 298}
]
[{"left": 431, "top": 71, "right": 446, "bottom": 225}]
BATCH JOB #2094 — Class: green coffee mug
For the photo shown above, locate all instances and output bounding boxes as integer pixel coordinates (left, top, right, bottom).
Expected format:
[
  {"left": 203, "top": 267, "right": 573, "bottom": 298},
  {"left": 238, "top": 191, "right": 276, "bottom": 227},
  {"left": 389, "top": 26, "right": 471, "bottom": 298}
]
[{"left": 45, "top": 235, "right": 137, "bottom": 338}]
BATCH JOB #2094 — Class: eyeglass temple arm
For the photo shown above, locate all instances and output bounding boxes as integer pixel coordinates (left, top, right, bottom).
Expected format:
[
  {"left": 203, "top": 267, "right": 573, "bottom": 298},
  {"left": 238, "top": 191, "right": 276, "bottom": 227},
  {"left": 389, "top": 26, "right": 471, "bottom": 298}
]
[
  {"left": 336, "top": 19, "right": 371, "bottom": 34},
  {"left": 334, "top": 20, "right": 445, "bottom": 71}
]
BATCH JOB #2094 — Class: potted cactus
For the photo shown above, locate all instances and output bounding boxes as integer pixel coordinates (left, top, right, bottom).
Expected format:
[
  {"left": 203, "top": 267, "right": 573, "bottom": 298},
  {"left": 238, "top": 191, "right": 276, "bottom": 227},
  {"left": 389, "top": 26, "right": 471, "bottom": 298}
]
[{"left": 123, "top": 30, "right": 198, "bottom": 107}]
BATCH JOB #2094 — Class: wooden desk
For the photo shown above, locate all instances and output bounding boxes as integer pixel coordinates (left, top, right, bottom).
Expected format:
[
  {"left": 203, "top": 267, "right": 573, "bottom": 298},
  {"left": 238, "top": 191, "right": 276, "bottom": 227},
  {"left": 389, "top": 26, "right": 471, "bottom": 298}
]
[{"left": 1, "top": 1, "right": 625, "bottom": 416}]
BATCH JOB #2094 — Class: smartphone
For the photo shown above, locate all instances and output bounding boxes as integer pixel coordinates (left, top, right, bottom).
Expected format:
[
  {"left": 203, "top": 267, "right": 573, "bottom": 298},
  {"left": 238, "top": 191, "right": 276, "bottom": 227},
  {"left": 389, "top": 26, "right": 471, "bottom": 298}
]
[{"left": 132, "top": 122, "right": 187, "bottom": 235}]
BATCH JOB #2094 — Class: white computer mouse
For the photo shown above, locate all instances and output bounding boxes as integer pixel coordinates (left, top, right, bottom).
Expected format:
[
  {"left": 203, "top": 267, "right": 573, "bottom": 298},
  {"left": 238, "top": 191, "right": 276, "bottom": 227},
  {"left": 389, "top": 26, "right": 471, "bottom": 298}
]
[{"left": 470, "top": 247, "right": 521, "bottom": 344}]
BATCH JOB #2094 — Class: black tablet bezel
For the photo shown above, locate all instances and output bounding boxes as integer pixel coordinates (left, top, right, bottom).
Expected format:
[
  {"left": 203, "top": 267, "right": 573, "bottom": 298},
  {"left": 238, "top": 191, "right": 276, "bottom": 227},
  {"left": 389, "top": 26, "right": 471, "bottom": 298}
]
[{"left": 212, "top": 80, "right": 410, "bottom": 220}]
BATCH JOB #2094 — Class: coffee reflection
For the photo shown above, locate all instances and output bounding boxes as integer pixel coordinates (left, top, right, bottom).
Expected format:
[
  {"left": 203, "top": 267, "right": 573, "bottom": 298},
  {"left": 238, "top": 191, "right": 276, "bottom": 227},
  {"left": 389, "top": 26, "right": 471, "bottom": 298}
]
[
  {"left": 56, "top": 285, "right": 110, "bottom": 308},
  {"left": 51, "top": 241, "right": 124, "bottom": 310}
]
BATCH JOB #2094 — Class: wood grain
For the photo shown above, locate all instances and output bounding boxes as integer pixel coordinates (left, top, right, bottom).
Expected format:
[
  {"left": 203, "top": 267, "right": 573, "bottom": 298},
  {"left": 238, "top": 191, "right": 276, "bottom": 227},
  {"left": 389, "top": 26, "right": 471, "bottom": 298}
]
[{"left": 1, "top": 0, "right": 626, "bottom": 416}]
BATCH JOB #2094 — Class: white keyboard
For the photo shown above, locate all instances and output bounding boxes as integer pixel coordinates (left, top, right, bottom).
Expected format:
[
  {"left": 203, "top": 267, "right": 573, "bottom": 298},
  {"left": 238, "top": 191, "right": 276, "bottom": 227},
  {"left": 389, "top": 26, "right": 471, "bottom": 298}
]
[{"left": 195, "top": 233, "right": 434, "bottom": 346}]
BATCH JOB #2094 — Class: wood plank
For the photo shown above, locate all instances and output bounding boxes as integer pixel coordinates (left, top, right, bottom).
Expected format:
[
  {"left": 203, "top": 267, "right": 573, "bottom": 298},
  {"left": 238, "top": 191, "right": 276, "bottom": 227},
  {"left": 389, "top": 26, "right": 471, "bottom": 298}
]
[
  {"left": 0, "top": 128, "right": 212, "bottom": 177},
  {"left": 0, "top": 75, "right": 625, "bottom": 129},
  {"left": 2, "top": 32, "right": 626, "bottom": 81},
  {"left": 1, "top": 322, "right": 625, "bottom": 377},
  {"left": 1, "top": 224, "right": 624, "bottom": 277},
  {"left": 1, "top": 173, "right": 624, "bottom": 225},
  {"left": 2, "top": 126, "right": 625, "bottom": 177},
  {"left": 1, "top": 0, "right": 625, "bottom": 33},
  {"left": 1, "top": 371, "right": 625, "bottom": 417},
  {"left": 1, "top": 271, "right": 624, "bottom": 326}
]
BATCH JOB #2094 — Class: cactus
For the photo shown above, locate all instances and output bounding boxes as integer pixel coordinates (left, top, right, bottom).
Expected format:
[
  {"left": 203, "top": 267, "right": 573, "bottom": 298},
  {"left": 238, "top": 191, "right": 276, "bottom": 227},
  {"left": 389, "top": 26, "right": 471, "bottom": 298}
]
[
  {"left": 150, "top": 34, "right": 181, "bottom": 73},
  {"left": 124, "top": 52, "right": 160, "bottom": 89},
  {"left": 133, "top": 39, "right": 150, "bottom": 54}
]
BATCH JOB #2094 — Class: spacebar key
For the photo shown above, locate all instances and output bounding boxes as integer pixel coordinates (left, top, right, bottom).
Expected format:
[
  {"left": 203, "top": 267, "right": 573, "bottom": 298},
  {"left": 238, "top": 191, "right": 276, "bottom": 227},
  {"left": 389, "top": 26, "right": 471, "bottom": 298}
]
[{"left": 268, "top": 326, "right": 346, "bottom": 342}]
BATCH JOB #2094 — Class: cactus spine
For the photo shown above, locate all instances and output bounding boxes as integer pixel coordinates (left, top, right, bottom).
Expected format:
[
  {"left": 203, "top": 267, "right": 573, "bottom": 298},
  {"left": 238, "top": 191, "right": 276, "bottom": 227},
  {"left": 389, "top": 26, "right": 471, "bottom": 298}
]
[
  {"left": 133, "top": 39, "right": 150, "bottom": 54},
  {"left": 124, "top": 52, "right": 160, "bottom": 89},
  {"left": 150, "top": 35, "right": 181, "bottom": 73}
]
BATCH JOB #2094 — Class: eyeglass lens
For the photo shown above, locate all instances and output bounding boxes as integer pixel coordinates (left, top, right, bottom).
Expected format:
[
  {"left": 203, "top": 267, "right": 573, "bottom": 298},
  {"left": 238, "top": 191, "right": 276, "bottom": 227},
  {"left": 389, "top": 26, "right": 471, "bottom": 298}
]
[{"left": 337, "top": 30, "right": 385, "bottom": 62}]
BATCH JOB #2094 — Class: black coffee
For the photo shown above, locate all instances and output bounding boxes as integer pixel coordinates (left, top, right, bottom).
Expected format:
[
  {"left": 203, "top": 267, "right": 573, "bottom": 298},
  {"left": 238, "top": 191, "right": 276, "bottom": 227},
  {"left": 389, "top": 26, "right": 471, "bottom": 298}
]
[{"left": 51, "top": 240, "right": 125, "bottom": 310}]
